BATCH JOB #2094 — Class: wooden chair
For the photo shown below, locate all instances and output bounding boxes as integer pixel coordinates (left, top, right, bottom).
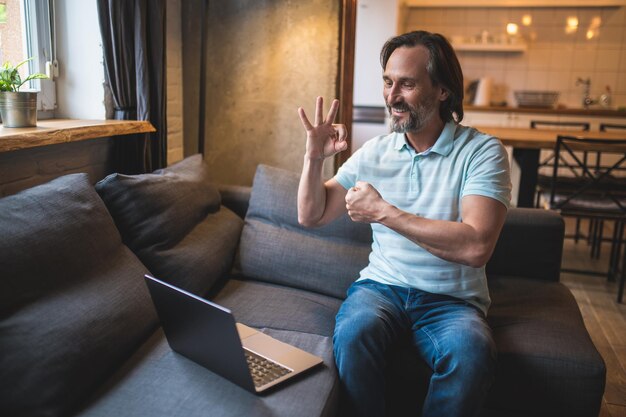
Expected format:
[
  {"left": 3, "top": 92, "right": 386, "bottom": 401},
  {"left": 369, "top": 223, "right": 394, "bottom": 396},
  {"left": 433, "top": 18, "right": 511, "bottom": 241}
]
[
  {"left": 542, "top": 135, "right": 626, "bottom": 302},
  {"left": 600, "top": 123, "right": 626, "bottom": 132},
  {"left": 532, "top": 120, "right": 590, "bottom": 198},
  {"left": 531, "top": 120, "right": 591, "bottom": 242},
  {"left": 531, "top": 120, "right": 590, "bottom": 130}
]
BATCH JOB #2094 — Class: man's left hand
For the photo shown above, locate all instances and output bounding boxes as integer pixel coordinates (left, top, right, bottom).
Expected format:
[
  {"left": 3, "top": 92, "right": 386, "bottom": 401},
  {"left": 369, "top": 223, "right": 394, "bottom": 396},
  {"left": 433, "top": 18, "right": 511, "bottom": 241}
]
[{"left": 345, "top": 181, "right": 388, "bottom": 223}]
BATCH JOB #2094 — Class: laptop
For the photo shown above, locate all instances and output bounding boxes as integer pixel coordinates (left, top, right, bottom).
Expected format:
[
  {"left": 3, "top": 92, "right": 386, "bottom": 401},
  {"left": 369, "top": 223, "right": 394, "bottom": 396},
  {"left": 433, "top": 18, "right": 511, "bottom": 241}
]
[{"left": 143, "top": 274, "right": 323, "bottom": 393}]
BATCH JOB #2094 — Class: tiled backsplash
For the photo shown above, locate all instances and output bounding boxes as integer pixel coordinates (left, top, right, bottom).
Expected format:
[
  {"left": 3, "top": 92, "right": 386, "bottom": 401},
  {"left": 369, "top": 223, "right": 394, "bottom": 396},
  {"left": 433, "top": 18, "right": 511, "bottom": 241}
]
[{"left": 403, "top": 6, "right": 626, "bottom": 109}]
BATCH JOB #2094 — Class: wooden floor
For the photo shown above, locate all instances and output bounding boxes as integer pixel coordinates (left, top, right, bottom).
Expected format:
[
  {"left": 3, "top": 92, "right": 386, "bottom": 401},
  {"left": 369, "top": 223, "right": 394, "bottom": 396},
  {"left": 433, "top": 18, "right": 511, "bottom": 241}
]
[{"left": 559, "top": 221, "right": 626, "bottom": 417}]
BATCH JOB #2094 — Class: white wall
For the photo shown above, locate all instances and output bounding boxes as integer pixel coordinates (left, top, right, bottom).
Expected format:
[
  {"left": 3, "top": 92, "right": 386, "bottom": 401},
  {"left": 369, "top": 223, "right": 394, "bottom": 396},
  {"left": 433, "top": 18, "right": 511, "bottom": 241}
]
[
  {"left": 351, "top": 0, "right": 398, "bottom": 152},
  {"left": 353, "top": 0, "right": 398, "bottom": 107},
  {"left": 54, "top": 0, "right": 105, "bottom": 119}
]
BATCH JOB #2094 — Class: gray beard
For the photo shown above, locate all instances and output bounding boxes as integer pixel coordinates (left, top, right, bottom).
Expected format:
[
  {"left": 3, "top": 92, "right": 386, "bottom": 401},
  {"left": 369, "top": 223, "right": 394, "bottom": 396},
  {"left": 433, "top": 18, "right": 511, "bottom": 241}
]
[
  {"left": 387, "top": 102, "right": 434, "bottom": 133},
  {"left": 389, "top": 108, "right": 419, "bottom": 133}
]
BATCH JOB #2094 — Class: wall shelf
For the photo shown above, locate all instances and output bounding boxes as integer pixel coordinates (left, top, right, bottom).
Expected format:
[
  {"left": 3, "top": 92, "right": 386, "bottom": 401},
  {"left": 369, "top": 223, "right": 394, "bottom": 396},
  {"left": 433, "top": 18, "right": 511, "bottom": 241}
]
[{"left": 452, "top": 42, "right": 527, "bottom": 52}]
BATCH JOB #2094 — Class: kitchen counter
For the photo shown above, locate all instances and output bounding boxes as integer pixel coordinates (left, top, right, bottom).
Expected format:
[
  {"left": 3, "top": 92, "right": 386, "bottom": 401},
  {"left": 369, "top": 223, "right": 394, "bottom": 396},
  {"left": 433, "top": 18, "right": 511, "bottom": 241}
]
[{"left": 465, "top": 105, "right": 626, "bottom": 118}]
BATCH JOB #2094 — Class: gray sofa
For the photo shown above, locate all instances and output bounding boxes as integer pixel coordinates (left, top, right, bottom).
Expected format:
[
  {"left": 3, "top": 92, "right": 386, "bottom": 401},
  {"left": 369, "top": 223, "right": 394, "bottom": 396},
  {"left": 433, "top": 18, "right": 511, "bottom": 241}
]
[{"left": 0, "top": 155, "right": 605, "bottom": 417}]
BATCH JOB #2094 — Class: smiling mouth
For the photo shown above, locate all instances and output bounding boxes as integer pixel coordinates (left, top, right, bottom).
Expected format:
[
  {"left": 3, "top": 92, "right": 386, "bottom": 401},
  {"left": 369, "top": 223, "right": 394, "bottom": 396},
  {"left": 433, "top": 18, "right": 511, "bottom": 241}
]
[{"left": 388, "top": 104, "right": 410, "bottom": 116}]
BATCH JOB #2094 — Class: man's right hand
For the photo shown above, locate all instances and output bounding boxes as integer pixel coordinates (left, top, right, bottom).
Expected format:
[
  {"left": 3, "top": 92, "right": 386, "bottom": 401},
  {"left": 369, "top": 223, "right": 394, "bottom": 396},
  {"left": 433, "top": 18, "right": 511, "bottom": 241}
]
[{"left": 298, "top": 96, "right": 348, "bottom": 161}]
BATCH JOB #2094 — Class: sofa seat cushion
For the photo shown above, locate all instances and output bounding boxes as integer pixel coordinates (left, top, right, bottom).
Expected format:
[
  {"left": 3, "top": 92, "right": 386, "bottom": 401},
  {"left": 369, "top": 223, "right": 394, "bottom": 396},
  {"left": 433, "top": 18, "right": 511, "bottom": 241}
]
[
  {"left": 96, "top": 155, "right": 243, "bottom": 295},
  {"left": 383, "top": 277, "right": 605, "bottom": 417},
  {"left": 0, "top": 174, "right": 157, "bottom": 417},
  {"left": 239, "top": 165, "right": 372, "bottom": 299},
  {"left": 75, "top": 328, "right": 338, "bottom": 417},
  {"left": 484, "top": 276, "right": 605, "bottom": 417},
  {"left": 212, "top": 277, "right": 342, "bottom": 337}
]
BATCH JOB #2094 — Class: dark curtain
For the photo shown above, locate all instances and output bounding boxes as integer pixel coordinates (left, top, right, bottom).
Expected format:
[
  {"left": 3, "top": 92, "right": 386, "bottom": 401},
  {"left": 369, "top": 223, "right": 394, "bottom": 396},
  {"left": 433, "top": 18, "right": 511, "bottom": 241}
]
[{"left": 97, "top": 0, "right": 166, "bottom": 174}]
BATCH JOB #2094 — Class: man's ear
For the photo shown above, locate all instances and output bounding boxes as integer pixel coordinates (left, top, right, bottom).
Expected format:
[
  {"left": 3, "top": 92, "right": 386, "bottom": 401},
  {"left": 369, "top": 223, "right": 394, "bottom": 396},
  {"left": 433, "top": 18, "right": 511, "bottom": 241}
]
[{"left": 439, "top": 88, "right": 449, "bottom": 102}]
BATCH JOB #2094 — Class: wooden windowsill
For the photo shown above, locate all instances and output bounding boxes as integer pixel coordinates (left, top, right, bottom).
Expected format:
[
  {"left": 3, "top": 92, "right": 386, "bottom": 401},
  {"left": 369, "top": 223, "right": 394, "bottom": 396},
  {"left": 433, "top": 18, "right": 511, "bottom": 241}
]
[{"left": 0, "top": 119, "right": 156, "bottom": 153}]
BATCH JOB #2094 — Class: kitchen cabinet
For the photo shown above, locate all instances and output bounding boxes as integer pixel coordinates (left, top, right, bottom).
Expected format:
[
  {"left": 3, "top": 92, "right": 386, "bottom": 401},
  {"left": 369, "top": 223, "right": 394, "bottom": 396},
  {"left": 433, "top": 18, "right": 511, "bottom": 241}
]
[
  {"left": 463, "top": 109, "right": 626, "bottom": 130},
  {"left": 463, "top": 110, "right": 536, "bottom": 128},
  {"left": 404, "top": 0, "right": 626, "bottom": 7}
]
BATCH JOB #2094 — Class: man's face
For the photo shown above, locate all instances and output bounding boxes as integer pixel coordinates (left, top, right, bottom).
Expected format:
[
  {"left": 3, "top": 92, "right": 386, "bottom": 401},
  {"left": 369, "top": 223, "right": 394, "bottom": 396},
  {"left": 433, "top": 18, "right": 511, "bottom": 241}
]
[{"left": 383, "top": 46, "right": 445, "bottom": 133}]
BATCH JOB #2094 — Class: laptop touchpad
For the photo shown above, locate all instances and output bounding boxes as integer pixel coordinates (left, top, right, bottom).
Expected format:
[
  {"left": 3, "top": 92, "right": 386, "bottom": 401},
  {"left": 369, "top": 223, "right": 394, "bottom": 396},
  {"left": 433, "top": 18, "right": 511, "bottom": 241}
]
[{"left": 242, "top": 332, "right": 295, "bottom": 358}]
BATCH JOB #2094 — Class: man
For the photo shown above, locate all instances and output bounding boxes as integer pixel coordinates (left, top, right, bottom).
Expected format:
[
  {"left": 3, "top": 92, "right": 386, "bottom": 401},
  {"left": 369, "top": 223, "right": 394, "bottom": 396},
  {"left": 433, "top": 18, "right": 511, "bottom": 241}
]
[{"left": 297, "top": 31, "right": 511, "bottom": 417}]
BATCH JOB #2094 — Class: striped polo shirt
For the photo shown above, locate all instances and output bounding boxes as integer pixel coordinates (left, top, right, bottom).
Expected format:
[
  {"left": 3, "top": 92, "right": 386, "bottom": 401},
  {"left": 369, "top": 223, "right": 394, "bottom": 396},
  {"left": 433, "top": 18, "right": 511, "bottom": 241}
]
[{"left": 335, "top": 121, "right": 511, "bottom": 314}]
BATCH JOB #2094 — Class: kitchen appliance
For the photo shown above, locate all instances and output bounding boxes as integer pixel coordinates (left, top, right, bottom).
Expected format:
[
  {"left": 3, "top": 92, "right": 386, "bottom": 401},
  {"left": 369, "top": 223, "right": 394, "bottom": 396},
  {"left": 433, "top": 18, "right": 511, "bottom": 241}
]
[
  {"left": 473, "top": 77, "right": 492, "bottom": 106},
  {"left": 514, "top": 90, "right": 559, "bottom": 108}
]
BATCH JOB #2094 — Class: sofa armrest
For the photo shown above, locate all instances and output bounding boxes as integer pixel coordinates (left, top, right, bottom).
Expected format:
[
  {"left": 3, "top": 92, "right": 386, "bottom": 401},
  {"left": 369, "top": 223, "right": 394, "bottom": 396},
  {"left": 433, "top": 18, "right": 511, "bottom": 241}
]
[
  {"left": 219, "top": 184, "right": 251, "bottom": 219},
  {"left": 486, "top": 208, "right": 565, "bottom": 282}
]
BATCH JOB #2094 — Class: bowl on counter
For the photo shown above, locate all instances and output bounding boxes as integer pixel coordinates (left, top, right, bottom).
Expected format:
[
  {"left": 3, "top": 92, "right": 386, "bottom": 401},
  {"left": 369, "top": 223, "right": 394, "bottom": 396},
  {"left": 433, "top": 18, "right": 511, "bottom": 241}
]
[{"left": 514, "top": 90, "right": 560, "bottom": 108}]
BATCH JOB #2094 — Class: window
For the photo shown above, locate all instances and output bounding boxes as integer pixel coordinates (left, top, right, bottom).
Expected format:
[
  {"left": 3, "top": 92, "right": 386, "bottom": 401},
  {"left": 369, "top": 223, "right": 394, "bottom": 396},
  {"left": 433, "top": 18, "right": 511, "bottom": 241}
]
[
  {"left": 0, "top": 4, "right": 7, "bottom": 23},
  {"left": 1, "top": 0, "right": 56, "bottom": 112}
]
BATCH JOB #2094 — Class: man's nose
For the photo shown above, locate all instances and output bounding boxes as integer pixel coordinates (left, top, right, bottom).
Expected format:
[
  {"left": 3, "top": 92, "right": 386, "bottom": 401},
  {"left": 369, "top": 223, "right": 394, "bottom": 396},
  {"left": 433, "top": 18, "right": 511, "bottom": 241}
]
[{"left": 386, "top": 84, "right": 401, "bottom": 103}]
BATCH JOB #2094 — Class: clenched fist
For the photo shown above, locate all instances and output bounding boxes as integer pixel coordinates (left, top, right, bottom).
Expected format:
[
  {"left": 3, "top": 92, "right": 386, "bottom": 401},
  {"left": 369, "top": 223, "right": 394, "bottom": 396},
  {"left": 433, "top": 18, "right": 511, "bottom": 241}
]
[{"left": 345, "top": 181, "right": 389, "bottom": 223}]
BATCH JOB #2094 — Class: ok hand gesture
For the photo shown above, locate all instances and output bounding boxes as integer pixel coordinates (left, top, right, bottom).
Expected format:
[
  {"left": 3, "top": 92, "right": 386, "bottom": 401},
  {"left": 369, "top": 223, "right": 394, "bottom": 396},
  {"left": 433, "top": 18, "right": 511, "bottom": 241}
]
[{"left": 298, "top": 97, "right": 348, "bottom": 161}]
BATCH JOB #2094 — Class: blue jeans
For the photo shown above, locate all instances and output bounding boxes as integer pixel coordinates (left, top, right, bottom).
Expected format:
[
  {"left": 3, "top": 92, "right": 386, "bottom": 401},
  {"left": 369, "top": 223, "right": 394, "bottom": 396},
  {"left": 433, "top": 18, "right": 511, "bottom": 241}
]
[{"left": 333, "top": 279, "right": 496, "bottom": 417}]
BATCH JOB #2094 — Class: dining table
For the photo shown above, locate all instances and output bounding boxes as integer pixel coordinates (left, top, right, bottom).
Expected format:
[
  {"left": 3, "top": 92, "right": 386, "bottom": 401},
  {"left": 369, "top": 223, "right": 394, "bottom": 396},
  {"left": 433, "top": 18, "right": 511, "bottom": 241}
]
[{"left": 473, "top": 125, "right": 626, "bottom": 207}]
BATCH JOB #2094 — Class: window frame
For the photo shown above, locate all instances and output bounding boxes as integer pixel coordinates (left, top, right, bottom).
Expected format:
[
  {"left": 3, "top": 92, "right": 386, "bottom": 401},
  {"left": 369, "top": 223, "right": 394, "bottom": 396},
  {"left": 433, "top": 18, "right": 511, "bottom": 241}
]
[{"left": 22, "top": 0, "right": 56, "bottom": 113}]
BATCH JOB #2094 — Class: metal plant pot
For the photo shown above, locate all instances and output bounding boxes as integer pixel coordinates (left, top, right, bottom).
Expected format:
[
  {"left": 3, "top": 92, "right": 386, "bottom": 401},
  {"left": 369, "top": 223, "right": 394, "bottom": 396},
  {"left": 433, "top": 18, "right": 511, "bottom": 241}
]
[{"left": 0, "top": 91, "right": 38, "bottom": 127}]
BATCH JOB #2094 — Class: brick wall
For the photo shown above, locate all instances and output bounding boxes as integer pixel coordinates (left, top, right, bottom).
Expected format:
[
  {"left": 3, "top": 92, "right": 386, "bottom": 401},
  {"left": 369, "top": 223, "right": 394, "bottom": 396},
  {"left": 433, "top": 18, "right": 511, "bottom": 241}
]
[
  {"left": 0, "top": 138, "right": 114, "bottom": 197},
  {"left": 0, "top": 0, "right": 24, "bottom": 67},
  {"left": 166, "top": 0, "right": 184, "bottom": 165}
]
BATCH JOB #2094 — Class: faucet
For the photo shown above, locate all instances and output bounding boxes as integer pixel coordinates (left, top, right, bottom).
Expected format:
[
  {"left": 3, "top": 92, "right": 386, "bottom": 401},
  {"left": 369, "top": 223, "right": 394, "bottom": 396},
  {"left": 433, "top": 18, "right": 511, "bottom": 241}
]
[{"left": 576, "top": 77, "right": 595, "bottom": 108}]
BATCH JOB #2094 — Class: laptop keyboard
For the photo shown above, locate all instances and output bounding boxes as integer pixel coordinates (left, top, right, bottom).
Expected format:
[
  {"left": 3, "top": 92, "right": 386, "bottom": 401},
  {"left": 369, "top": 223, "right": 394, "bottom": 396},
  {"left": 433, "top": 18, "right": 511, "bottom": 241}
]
[{"left": 244, "top": 349, "right": 292, "bottom": 388}]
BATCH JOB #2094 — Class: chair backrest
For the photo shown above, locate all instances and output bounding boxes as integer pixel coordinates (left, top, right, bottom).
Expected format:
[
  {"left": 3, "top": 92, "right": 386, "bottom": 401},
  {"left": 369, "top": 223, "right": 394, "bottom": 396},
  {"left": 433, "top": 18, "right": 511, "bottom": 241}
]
[
  {"left": 532, "top": 120, "right": 591, "bottom": 173},
  {"left": 530, "top": 120, "right": 590, "bottom": 131},
  {"left": 600, "top": 123, "right": 626, "bottom": 132},
  {"left": 549, "top": 135, "right": 626, "bottom": 216}
]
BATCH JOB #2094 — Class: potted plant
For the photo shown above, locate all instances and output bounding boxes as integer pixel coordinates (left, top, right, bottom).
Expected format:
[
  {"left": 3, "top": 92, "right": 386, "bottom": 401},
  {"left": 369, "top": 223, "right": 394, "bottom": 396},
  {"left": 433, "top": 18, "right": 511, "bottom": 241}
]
[{"left": 0, "top": 57, "right": 48, "bottom": 127}]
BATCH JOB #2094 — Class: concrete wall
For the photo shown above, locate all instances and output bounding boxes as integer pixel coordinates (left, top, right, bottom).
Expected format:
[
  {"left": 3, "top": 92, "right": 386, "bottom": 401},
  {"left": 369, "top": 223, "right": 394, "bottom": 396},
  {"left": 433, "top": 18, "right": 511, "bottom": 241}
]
[{"left": 202, "top": 0, "right": 341, "bottom": 185}]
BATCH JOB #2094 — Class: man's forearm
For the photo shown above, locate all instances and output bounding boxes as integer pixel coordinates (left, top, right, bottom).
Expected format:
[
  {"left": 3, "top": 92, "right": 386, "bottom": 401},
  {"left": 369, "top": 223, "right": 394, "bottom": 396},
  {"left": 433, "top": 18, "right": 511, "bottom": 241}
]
[
  {"left": 343, "top": 188, "right": 507, "bottom": 268},
  {"left": 297, "top": 157, "right": 327, "bottom": 227},
  {"left": 379, "top": 206, "right": 495, "bottom": 268}
]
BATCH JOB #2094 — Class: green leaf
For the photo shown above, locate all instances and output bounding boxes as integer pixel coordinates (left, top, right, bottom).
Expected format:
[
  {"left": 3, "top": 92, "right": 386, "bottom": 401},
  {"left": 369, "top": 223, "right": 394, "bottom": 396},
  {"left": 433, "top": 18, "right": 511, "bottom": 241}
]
[
  {"left": 0, "top": 57, "right": 48, "bottom": 92},
  {"left": 13, "top": 57, "right": 33, "bottom": 71},
  {"left": 19, "top": 73, "right": 48, "bottom": 90}
]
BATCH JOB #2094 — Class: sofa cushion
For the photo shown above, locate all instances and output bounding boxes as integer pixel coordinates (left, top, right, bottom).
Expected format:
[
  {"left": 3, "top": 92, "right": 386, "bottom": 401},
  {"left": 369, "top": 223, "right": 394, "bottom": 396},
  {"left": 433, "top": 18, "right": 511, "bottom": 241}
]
[
  {"left": 96, "top": 154, "right": 243, "bottom": 295},
  {"left": 484, "top": 276, "right": 605, "bottom": 417},
  {"left": 238, "top": 165, "right": 371, "bottom": 299},
  {"left": 212, "top": 277, "right": 342, "bottom": 337},
  {"left": 75, "top": 328, "right": 338, "bottom": 417},
  {"left": 0, "top": 173, "right": 157, "bottom": 417}
]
